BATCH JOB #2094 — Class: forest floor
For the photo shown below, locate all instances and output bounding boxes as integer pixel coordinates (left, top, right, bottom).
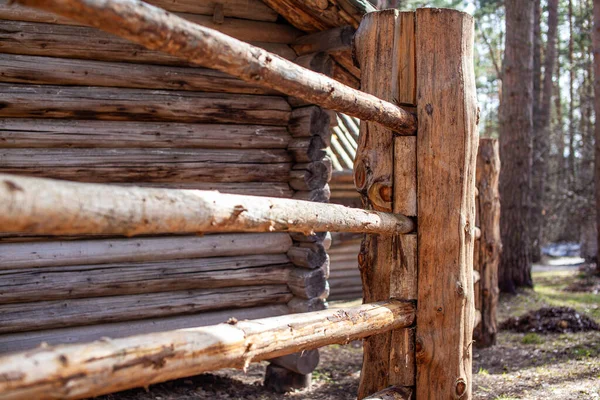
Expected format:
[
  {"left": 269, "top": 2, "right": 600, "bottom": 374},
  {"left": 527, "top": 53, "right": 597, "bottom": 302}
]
[{"left": 99, "top": 260, "right": 600, "bottom": 400}]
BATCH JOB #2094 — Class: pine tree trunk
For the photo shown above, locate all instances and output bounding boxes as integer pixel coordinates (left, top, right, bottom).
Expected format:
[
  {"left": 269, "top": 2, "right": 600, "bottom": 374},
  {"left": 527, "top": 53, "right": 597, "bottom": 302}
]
[
  {"left": 531, "top": 0, "right": 543, "bottom": 263},
  {"left": 592, "top": 0, "right": 600, "bottom": 272},
  {"left": 499, "top": 0, "right": 535, "bottom": 293},
  {"left": 568, "top": 0, "right": 577, "bottom": 188}
]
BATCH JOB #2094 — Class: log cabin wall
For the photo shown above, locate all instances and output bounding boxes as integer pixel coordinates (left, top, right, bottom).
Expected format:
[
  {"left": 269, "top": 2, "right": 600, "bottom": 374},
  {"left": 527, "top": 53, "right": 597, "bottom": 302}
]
[{"left": 0, "top": 0, "right": 335, "bottom": 359}]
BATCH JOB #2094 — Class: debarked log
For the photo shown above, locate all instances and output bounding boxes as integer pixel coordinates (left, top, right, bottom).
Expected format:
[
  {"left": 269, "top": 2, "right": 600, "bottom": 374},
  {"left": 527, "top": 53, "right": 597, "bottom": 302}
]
[
  {"left": 0, "top": 300, "right": 415, "bottom": 400},
  {"left": 0, "top": 174, "right": 415, "bottom": 237},
  {"left": 14, "top": 0, "right": 418, "bottom": 134}
]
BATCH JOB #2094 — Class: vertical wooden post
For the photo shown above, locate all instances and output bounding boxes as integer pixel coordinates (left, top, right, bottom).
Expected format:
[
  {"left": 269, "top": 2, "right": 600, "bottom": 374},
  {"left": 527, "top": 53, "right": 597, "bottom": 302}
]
[
  {"left": 354, "top": 10, "right": 417, "bottom": 399},
  {"left": 415, "top": 8, "right": 478, "bottom": 400},
  {"left": 475, "top": 138, "right": 501, "bottom": 348}
]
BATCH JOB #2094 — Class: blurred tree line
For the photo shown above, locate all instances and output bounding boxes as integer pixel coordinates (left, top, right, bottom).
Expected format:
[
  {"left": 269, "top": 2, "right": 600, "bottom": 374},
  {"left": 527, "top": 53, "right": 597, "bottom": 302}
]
[{"left": 372, "top": 0, "right": 597, "bottom": 290}]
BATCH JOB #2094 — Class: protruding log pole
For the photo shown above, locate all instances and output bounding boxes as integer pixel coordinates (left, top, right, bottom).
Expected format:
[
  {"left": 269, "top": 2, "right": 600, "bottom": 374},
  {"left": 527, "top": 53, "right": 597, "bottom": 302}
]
[
  {"left": 354, "top": 10, "right": 417, "bottom": 398},
  {"left": 0, "top": 174, "right": 414, "bottom": 237},
  {"left": 15, "top": 0, "right": 417, "bottom": 134},
  {"left": 0, "top": 300, "right": 415, "bottom": 400},
  {"left": 415, "top": 8, "right": 478, "bottom": 400},
  {"left": 475, "top": 138, "right": 501, "bottom": 348}
]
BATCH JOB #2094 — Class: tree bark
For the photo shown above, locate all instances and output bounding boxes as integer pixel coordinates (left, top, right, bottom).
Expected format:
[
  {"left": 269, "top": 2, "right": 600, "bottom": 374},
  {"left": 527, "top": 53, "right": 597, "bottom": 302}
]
[
  {"left": 593, "top": 0, "right": 600, "bottom": 271},
  {"left": 499, "top": 0, "right": 535, "bottom": 293}
]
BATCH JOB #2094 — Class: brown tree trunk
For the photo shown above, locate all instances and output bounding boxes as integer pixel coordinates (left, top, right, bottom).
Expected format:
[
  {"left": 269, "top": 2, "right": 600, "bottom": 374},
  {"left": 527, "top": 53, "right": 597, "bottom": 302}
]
[
  {"left": 568, "top": 0, "right": 577, "bottom": 188},
  {"left": 499, "top": 0, "right": 535, "bottom": 293},
  {"left": 531, "top": 0, "right": 543, "bottom": 262},
  {"left": 593, "top": 0, "right": 600, "bottom": 272},
  {"left": 532, "top": 0, "right": 559, "bottom": 262}
]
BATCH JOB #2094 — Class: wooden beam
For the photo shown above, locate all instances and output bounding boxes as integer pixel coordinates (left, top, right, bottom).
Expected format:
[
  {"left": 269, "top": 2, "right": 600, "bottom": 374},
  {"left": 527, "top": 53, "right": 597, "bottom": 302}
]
[
  {"left": 0, "top": 233, "right": 292, "bottom": 269},
  {"left": 0, "top": 54, "right": 278, "bottom": 95},
  {"left": 0, "top": 174, "right": 415, "bottom": 237},
  {"left": 15, "top": 0, "right": 417, "bottom": 134},
  {"left": 415, "top": 8, "right": 478, "bottom": 399},
  {"left": 0, "top": 84, "right": 291, "bottom": 126},
  {"left": 0, "top": 300, "right": 415, "bottom": 400},
  {"left": 0, "top": 284, "right": 294, "bottom": 333},
  {"left": 0, "top": 118, "right": 291, "bottom": 149}
]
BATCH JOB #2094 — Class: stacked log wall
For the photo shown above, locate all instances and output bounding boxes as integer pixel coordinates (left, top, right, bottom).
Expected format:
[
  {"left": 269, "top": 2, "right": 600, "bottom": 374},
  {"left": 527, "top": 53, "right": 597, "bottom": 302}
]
[{"left": 0, "top": 0, "right": 331, "bottom": 357}]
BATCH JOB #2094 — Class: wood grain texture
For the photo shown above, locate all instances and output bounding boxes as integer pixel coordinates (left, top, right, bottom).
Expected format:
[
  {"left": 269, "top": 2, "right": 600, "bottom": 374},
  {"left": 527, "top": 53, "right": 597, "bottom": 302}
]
[
  {"left": 0, "top": 174, "right": 415, "bottom": 237},
  {"left": 0, "top": 54, "right": 278, "bottom": 95},
  {"left": 0, "top": 285, "right": 294, "bottom": 333},
  {"left": 0, "top": 304, "right": 290, "bottom": 354},
  {"left": 12, "top": 0, "right": 417, "bottom": 134},
  {"left": 353, "top": 10, "right": 417, "bottom": 398},
  {"left": 0, "top": 254, "right": 294, "bottom": 303},
  {"left": 0, "top": 118, "right": 290, "bottom": 149},
  {"left": 0, "top": 148, "right": 291, "bottom": 183},
  {"left": 0, "top": 0, "right": 299, "bottom": 41},
  {"left": 415, "top": 8, "right": 478, "bottom": 400},
  {"left": 291, "top": 26, "right": 354, "bottom": 56},
  {"left": 0, "top": 20, "right": 297, "bottom": 63},
  {"left": 0, "top": 84, "right": 291, "bottom": 125},
  {"left": 475, "top": 138, "right": 501, "bottom": 348},
  {"left": 0, "top": 300, "right": 414, "bottom": 400},
  {"left": 0, "top": 233, "right": 293, "bottom": 269}
]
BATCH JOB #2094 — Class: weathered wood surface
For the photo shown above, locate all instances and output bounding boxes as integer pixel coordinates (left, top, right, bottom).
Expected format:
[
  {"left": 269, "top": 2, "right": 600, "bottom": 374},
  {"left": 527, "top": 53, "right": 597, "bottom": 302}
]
[
  {"left": 0, "top": 1, "right": 300, "bottom": 42},
  {"left": 264, "top": 364, "right": 311, "bottom": 393},
  {"left": 14, "top": 0, "right": 417, "bottom": 134},
  {"left": 354, "top": 10, "right": 417, "bottom": 398},
  {"left": 288, "top": 106, "right": 333, "bottom": 142},
  {"left": 0, "top": 233, "right": 292, "bottom": 269},
  {"left": 0, "top": 84, "right": 291, "bottom": 125},
  {"left": 0, "top": 254, "right": 299, "bottom": 303},
  {"left": 292, "top": 26, "right": 354, "bottom": 56},
  {"left": 415, "top": 8, "right": 478, "bottom": 399},
  {"left": 146, "top": 0, "right": 279, "bottom": 22},
  {"left": 0, "top": 304, "right": 289, "bottom": 354},
  {"left": 291, "top": 186, "right": 331, "bottom": 203},
  {"left": 0, "top": 285, "right": 294, "bottom": 333},
  {"left": 475, "top": 138, "right": 501, "bottom": 348},
  {"left": 0, "top": 118, "right": 290, "bottom": 149},
  {"left": 0, "top": 300, "right": 415, "bottom": 400},
  {"left": 294, "top": 52, "right": 333, "bottom": 76},
  {"left": 0, "top": 20, "right": 297, "bottom": 62},
  {"left": 289, "top": 160, "right": 332, "bottom": 191},
  {"left": 0, "top": 149, "right": 291, "bottom": 183},
  {"left": 0, "top": 54, "right": 278, "bottom": 95},
  {"left": 288, "top": 137, "right": 327, "bottom": 162},
  {"left": 287, "top": 243, "right": 327, "bottom": 269},
  {"left": 0, "top": 174, "right": 415, "bottom": 237}
]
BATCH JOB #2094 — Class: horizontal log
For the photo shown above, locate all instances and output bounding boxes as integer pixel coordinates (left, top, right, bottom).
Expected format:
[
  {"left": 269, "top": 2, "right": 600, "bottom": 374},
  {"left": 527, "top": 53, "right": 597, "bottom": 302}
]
[
  {"left": 328, "top": 289, "right": 363, "bottom": 301},
  {"left": 0, "top": 174, "right": 415, "bottom": 237},
  {"left": 288, "top": 266, "right": 328, "bottom": 299},
  {"left": 0, "top": 0, "right": 299, "bottom": 41},
  {"left": 292, "top": 186, "right": 331, "bottom": 203},
  {"left": 0, "top": 304, "right": 290, "bottom": 354},
  {"left": 146, "top": 0, "right": 278, "bottom": 22},
  {"left": 328, "top": 276, "right": 363, "bottom": 288},
  {"left": 332, "top": 61, "right": 361, "bottom": 89},
  {"left": 330, "top": 169, "right": 355, "bottom": 183},
  {"left": 269, "top": 349, "right": 320, "bottom": 375},
  {"left": 294, "top": 52, "right": 333, "bottom": 76},
  {"left": 287, "top": 296, "right": 328, "bottom": 313},
  {"left": 289, "top": 160, "right": 332, "bottom": 191},
  {"left": 0, "top": 20, "right": 297, "bottom": 64},
  {"left": 0, "top": 148, "right": 292, "bottom": 183},
  {"left": 289, "top": 231, "right": 329, "bottom": 243},
  {"left": 0, "top": 284, "right": 293, "bottom": 333},
  {"left": 0, "top": 300, "right": 415, "bottom": 399},
  {"left": 292, "top": 26, "right": 355, "bottom": 56},
  {"left": 118, "top": 182, "right": 294, "bottom": 198},
  {"left": 0, "top": 254, "right": 296, "bottom": 303},
  {"left": 330, "top": 190, "right": 361, "bottom": 199},
  {"left": 0, "top": 233, "right": 293, "bottom": 269},
  {"left": 13, "top": 0, "right": 418, "bottom": 134},
  {"left": 0, "top": 54, "right": 278, "bottom": 95},
  {"left": 0, "top": 84, "right": 291, "bottom": 125}
]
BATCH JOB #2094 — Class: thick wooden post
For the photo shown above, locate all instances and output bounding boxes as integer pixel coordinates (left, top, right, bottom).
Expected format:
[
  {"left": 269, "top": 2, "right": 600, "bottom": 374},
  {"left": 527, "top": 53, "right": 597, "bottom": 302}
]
[
  {"left": 415, "top": 8, "right": 478, "bottom": 400},
  {"left": 354, "top": 10, "right": 417, "bottom": 398},
  {"left": 474, "top": 138, "right": 501, "bottom": 348}
]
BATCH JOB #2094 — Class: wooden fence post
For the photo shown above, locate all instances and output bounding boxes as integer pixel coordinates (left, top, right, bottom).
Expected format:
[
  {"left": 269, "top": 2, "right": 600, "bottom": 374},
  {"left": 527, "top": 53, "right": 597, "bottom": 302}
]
[
  {"left": 354, "top": 9, "right": 417, "bottom": 399},
  {"left": 474, "top": 138, "right": 501, "bottom": 348},
  {"left": 355, "top": 8, "right": 477, "bottom": 398},
  {"left": 415, "top": 8, "right": 478, "bottom": 400}
]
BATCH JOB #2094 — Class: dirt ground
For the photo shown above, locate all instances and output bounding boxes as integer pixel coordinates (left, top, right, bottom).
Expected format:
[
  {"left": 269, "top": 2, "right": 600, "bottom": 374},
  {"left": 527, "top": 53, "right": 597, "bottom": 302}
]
[{"left": 99, "top": 264, "right": 600, "bottom": 400}]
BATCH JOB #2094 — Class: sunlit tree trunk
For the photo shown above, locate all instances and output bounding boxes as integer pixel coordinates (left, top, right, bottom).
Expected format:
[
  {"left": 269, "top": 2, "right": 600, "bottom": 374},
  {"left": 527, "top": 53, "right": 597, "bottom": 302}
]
[
  {"left": 499, "top": 0, "right": 535, "bottom": 293},
  {"left": 592, "top": 0, "right": 600, "bottom": 272}
]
